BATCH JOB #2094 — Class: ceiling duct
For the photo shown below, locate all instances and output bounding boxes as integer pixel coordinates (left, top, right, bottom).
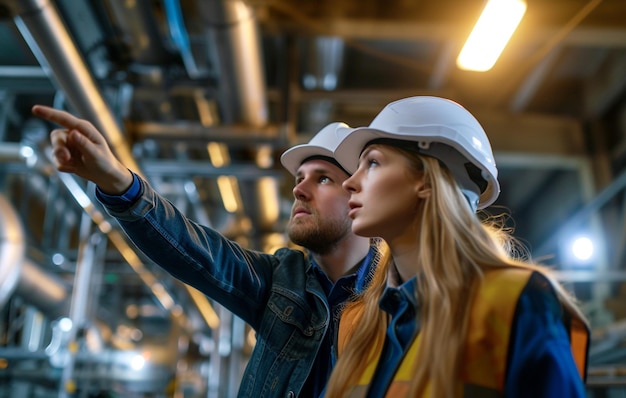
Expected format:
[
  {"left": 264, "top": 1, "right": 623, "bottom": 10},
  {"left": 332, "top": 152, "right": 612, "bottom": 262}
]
[
  {"left": 195, "top": 0, "right": 281, "bottom": 234},
  {"left": 102, "top": 0, "right": 173, "bottom": 66},
  {"left": 196, "top": 0, "right": 268, "bottom": 126},
  {"left": 301, "top": 37, "right": 346, "bottom": 133}
]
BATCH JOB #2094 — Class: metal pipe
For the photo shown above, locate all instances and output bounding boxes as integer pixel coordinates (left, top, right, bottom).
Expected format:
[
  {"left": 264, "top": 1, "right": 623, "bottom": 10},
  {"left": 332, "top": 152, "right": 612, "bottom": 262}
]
[
  {"left": 15, "top": 260, "right": 70, "bottom": 319},
  {"left": 0, "top": 193, "right": 70, "bottom": 318},
  {"left": 6, "top": 0, "right": 141, "bottom": 175},
  {"left": 0, "top": 195, "right": 24, "bottom": 308},
  {"left": 197, "top": 0, "right": 268, "bottom": 126},
  {"left": 0, "top": 143, "right": 24, "bottom": 163}
]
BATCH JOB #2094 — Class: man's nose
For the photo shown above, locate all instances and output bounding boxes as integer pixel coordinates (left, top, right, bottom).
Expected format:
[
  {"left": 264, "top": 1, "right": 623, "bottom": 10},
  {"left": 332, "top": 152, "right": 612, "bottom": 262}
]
[{"left": 293, "top": 180, "right": 311, "bottom": 200}]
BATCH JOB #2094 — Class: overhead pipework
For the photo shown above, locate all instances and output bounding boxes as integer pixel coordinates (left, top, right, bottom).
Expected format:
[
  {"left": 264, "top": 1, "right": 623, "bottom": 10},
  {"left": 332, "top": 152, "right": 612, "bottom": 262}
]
[{"left": 4, "top": 0, "right": 141, "bottom": 175}]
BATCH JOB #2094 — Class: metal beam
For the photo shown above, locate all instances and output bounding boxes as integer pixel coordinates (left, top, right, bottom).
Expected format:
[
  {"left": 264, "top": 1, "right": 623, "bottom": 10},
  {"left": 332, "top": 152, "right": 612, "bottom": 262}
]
[{"left": 584, "top": 52, "right": 626, "bottom": 118}]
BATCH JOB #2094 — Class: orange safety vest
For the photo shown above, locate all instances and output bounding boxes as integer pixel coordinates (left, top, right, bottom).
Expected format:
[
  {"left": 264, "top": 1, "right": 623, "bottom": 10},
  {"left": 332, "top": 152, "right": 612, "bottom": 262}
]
[{"left": 337, "top": 269, "right": 589, "bottom": 397}]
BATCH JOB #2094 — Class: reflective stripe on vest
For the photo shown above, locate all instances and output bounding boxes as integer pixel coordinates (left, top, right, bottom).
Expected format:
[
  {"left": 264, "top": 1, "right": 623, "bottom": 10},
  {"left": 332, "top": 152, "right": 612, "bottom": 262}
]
[{"left": 337, "top": 269, "right": 589, "bottom": 397}]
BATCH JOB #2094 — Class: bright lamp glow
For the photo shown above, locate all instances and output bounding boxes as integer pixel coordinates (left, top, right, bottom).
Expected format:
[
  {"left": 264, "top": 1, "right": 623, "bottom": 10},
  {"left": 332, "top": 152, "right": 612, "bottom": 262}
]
[
  {"left": 217, "top": 176, "right": 240, "bottom": 213},
  {"left": 130, "top": 354, "right": 146, "bottom": 371},
  {"left": 457, "top": 0, "right": 527, "bottom": 72},
  {"left": 571, "top": 237, "right": 594, "bottom": 261},
  {"left": 207, "top": 142, "right": 241, "bottom": 213},
  {"left": 58, "top": 317, "right": 73, "bottom": 332}
]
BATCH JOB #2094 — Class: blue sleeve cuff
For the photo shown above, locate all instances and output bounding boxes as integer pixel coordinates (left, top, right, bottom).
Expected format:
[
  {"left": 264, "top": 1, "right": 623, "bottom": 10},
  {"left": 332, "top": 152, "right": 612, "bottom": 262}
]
[{"left": 95, "top": 172, "right": 141, "bottom": 206}]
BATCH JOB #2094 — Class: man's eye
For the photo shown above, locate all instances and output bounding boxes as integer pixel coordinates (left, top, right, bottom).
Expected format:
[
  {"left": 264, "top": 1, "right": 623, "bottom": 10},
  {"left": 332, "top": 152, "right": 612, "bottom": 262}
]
[
  {"left": 368, "top": 159, "right": 378, "bottom": 168},
  {"left": 319, "top": 176, "right": 330, "bottom": 184}
]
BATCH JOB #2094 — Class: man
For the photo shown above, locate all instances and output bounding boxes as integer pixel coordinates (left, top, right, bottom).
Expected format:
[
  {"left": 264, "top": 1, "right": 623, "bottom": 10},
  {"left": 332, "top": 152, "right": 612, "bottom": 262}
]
[{"left": 33, "top": 104, "right": 376, "bottom": 398}]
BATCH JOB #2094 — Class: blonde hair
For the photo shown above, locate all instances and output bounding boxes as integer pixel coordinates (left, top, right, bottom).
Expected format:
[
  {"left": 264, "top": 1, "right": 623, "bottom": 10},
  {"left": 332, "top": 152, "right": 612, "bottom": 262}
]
[{"left": 325, "top": 147, "right": 587, "bottom": 397}]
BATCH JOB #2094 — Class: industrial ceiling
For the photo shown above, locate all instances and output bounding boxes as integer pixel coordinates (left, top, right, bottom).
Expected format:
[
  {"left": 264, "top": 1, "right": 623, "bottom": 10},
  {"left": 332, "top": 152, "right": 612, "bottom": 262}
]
[{"left": 0, "top": 0, "right": 625, "bottom": 396}]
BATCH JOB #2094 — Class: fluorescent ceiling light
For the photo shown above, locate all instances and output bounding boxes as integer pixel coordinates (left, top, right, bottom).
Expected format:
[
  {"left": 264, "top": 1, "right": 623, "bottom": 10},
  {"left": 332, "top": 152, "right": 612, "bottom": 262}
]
[
  {"left": 457, "top": 0, "right": 527, "bottom": 72},
  {"left": 217, "top": 176, "right": 241, "bottom": 213}
]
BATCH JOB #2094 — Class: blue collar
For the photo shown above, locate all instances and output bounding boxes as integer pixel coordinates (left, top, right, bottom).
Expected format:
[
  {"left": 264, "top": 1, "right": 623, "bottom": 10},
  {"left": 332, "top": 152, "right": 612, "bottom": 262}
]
[
  {"left": 310, "top": 245, "right": 378, "bottom": 295},
  {"left": 379, "top": 276, "right": 419, "bottom": 316}
]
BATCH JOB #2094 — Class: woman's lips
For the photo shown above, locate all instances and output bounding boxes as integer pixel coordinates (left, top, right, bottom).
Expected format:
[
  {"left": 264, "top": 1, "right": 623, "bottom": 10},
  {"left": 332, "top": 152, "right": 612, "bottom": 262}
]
[{"left": 348, "top": 201, "right": 361, "bottom": 218}]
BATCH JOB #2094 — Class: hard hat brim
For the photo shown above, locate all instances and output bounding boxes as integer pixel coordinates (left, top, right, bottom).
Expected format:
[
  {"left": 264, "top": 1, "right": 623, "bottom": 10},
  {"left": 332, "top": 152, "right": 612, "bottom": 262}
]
[
  {"left": 280, "top": 122, "right": 352, "bottom": 176},
  {"left": 280, "top": 145, "right": 335, "bottom": 176}
]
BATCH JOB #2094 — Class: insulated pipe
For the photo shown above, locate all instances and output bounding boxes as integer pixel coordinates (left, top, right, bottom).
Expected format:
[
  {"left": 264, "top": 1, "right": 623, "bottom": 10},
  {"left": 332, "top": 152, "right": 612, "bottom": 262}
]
[
  {"left": 0, "top": 148, "right": 70, "bottom": 316},
  {"left": 0, "top": 194, "right": 70, "bottom": 318},
  {"left": 5, "top": 0, "right": 142, "bottom": 175},
  {"left": 197, "top": 0, "right": 268, "bottom": 126},
  {"left": 196, "top": 0, "right": 280, "bottom": 231},
  {"left": 0, "top": 195, "right": 24, "bottom": 308},
  {"left": 0, "top": 143, "right": 25, "bottom": 163},
  {"left": 15, "top": 259, "right": 70, "bottom": 319}
]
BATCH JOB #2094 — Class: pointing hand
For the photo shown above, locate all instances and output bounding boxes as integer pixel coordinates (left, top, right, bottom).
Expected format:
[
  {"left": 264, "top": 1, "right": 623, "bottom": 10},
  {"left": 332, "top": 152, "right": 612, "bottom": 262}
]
[{"left": 32, "top": 105, "right": 133, "bottom": 194}]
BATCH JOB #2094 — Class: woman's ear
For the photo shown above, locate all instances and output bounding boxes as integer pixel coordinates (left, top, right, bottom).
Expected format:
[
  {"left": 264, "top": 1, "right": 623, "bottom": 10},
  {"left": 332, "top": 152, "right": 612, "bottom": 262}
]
[{"left": 415, "top": 181, "right": 431, "bottom": 199}]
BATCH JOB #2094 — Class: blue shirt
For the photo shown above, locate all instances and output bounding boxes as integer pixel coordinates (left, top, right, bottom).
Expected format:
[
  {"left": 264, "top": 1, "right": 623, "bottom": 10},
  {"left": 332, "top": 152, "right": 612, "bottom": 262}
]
[
  {"left": 302, "top": 253, "right": 374, "bottom": 398},
  {"left": 367, "top": 272, "right": 586, "bottom": 397}
]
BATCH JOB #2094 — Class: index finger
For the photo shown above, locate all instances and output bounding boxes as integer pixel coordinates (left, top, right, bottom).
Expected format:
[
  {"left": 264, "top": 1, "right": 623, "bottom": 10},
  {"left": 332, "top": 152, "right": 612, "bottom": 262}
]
[{"left": 32, "top": 105, "right": 83, "bottom": 130}]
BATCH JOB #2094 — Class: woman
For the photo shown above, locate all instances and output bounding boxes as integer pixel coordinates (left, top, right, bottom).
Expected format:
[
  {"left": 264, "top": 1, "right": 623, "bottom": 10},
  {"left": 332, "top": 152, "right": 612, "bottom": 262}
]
[{"left": 324, "top": 96, "right": 589, "bottom": 397}]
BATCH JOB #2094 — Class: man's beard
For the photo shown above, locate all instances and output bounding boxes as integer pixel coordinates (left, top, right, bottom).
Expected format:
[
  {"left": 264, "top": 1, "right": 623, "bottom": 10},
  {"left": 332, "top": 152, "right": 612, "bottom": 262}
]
[{"left": 287, "top": 212, "right": 351, "bottom": 255}]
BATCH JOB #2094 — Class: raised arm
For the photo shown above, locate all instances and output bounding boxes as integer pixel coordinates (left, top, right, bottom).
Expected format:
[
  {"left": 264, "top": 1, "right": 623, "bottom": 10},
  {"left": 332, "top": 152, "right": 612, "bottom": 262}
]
[
  {"left": 32, "top": 104, "right": 279, "bottom": 326},
  {"left": 32, "top": 105, "right": 133, "bottom": 195}
]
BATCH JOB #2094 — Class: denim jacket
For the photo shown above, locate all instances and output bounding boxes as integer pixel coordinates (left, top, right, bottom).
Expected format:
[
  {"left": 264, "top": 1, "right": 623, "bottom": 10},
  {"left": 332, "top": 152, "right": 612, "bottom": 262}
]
[{"left": 99, "top": 175, "right": 376, "bottom": 397}]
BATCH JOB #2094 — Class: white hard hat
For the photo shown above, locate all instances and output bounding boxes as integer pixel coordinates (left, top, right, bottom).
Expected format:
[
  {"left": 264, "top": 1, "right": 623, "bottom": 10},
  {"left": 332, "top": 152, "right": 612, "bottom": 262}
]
[
  {"left": 281, "top": 122, "right": 353, "bottom": 176},
  {"left": 333, "top": 96, "right": 500, "bottom": 209}
]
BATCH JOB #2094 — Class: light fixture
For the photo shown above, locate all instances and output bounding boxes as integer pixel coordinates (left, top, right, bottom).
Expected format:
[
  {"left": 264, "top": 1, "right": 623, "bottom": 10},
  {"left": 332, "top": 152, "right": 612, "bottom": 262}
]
[
  {"left": 217, "top": 176, "right": 241, "bottom": 213},
  {"left": 130, "top": 353, "right": 146, "bottom": 371},
  {"left": 207, "top": 142, "right": 229, "bottom": 167},
  {"left": 571, "top": 236, "right": 594, "bottom": 262},
  {"left": 559, "top": 232, "right": 598, "bottom": 268},
  {"left": 457, "top": 0, "right": 527, "bottom": 72},
  {"left": 208, "top": 141, "right": 242, "bottom": 213}
]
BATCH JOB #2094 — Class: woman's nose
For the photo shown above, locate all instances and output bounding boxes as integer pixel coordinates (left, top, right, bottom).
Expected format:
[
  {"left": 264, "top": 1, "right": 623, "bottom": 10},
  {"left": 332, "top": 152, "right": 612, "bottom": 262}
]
[{"left": 342, "top": 175, "right": 356, "bottom": 192}]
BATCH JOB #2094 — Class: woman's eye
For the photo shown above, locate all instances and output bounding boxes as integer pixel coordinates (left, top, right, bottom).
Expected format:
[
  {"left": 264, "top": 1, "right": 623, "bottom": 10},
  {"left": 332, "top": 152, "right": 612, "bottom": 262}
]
[{"left": 367, "top": 159, "right": 378, "bottom": 168}]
